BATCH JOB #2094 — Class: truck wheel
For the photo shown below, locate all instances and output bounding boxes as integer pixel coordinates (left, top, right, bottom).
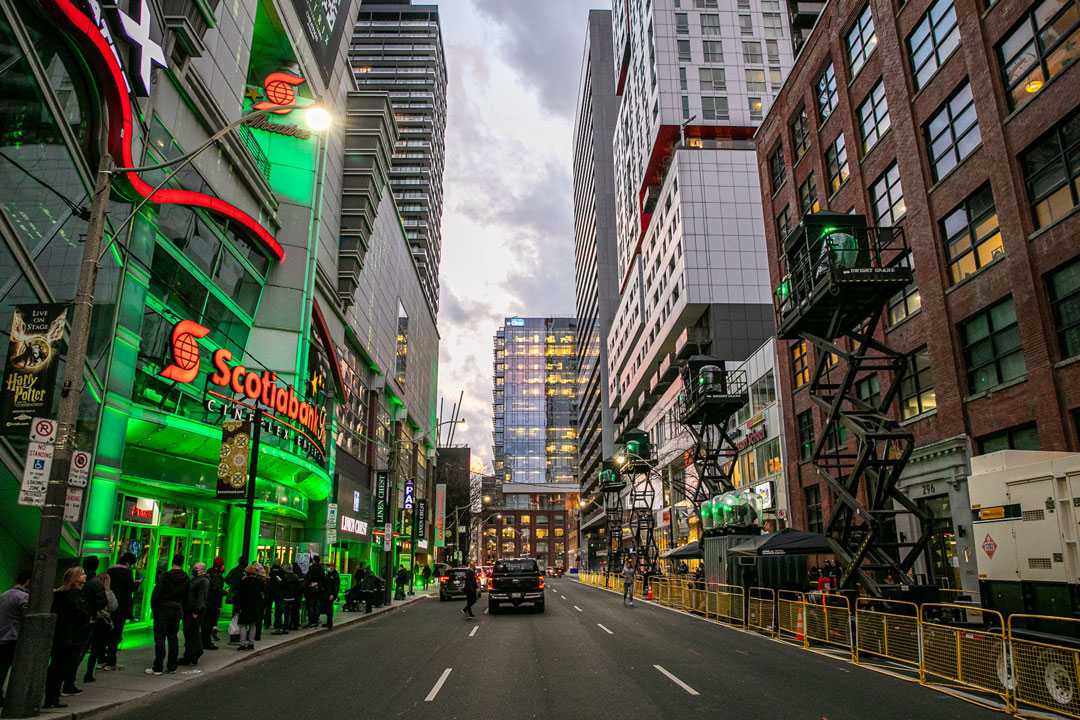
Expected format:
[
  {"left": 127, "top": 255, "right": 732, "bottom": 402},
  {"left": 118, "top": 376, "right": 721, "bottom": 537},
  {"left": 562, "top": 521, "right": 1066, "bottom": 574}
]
[{"left": 1042, "top": 652, "right": 1075, "bottom": 706}]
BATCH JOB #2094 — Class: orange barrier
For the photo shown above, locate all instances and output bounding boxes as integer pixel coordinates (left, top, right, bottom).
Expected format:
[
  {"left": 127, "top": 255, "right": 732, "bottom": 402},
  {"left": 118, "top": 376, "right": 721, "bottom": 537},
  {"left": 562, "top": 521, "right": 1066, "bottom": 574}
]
[
  {"left": 919, "top": 603, "right": 1010, "bottom": 713},
  {"left": 804, "top": 592, "right": 854, "bottom": 660},
  {"left": 1009, "top": 614, "right": 1080, "bottom": 719},
  {"left": 748, "top": 587, "right": 776, "bottom": 636},
  {"left": 855, "top": 598, "right": 920, "bottom": 675}
]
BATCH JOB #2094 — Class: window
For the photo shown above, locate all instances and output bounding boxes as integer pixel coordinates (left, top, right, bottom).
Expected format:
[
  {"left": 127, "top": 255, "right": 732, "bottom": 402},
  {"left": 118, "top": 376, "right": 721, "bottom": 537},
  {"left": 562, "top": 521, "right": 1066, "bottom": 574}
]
[
  {"left": 979, "top": 423, "right": 1040, "bottom": 453},
  {"left": 926, "top": 81, "right": 981, "bottom": 181},
  {"left": 825, "top": 134, "right": 850, "bottom": 194},
  {"left": 805, "top": 485, "right": 824, "bottom": 534},
  {"left": 763, "top": 12, "right": 782, "bottom": 38},
  {"left": 695, "top": 0, "right": 718, "bottom": 7},
  {"left": 871, "top": 162, "right": 906, "bottom": 226},
  {"left": 675, "top": 12, "right": 689, "bottom": 34},
  {"left": 797, "top": 410, "right": 815, "bottom": 461},
  {"left": 998, "top": 0, "right": 1080, "bottom": 109},
  {"left": 751, "top": 369, "right": 777, "bottom": 408},
  {"left": 817, "top": 63, "right": 838, "bottom": 121},
  {"left": 856, "top": 374, "right": 881, "bottom": 408},
  {"left": 703, "top": 40, "right": 723, "bottom": 63},
  {"left": 1048, "top": 257, "right": 1080, "bottom": 359},
  {"left": 941, "top": 184, "right": 1003, "bottom": 284},
  {"left": 777, "top": 205, "right": 791, "bottom": 239},
  {"left": 681, "top": 95, "right": 690, "bottom": 120},
  {"left": 395, "top": 302, "right": 409, "bottom": 386},
  {"left": 900, "top": 347, "right": 936, "bottom": 419},
  {"left": 702, "top": 96, "right": 729, "bottom": 120},
  {"left": 739, "top": 14, "right": 753, "bottom": 35},
  {"left": 961, "top": 297, "right": 1027, "bottom": 393},
  {"left": 756, "top": 437, "right": 783, "bottom": 477},
  {"left": 767, "top": 39, "right": 780, "bottom": 63},
  {"left": 749, "top": 97, "right": 764, "bottom": 120},
  {"left": 858, "top": 80, "right": 891, "bottom": 153},
  {"left": 744, "top": 41, "right": 763, "bottom": 64},
  {"left": 907, "top": 0, "right": 960, "bottom": 90},
  {"left": 699, "top": 67, "right": 725, "bottom": 92},
  {"left": 769, "top": 145, "right": 785, "bottom": 192},
  {"left": 799, "top": 173, "right": 820, "bottom": 215},
  {"left": 769, "top": 67, "right": 782, "bottom": 88},
  {"left": 792, "top": 107, "right": 810, "bottom": 159},
  {"left": 746, "top": 68, "right": 766, "bottom": 92},
  {"left": 887, "top": 253, "right": 922, "bottom": 326},
  {"left": 1022, "top": 108, "right": 1080, "bottom": 229},
  {"left": 678, "top": 39, "right": 692, "bottom": 62},
  {"left": 680, "top": 66, "right": 688, "bottom": 91},
  {"left": 701, "top": 13, "right": 721, "bottom": 35},
  {"left": 847, "top": 5, "right": 878, "bottom": 76},
  {"left": 792, "top": 339, "right": 811, "bottom": 388}
]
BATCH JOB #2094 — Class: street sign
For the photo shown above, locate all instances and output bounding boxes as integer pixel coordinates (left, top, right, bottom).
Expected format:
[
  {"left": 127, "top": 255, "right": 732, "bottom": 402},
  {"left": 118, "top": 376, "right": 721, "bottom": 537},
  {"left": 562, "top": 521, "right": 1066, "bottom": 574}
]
[
  {"left": 30, "top": 417, "right": 57, "bottom": 444},
  {"left": 326, "top": 502, "right": 338, "bottom": 528},
  {"left": 326, "top": 527, "right": 338, "bottom": 544},
  {"left": 404, "top": 478, "right": 414, "bottom": 509},
  {"left": 434, "top": 483, "right": 446, "bottom": 547},
  {"left": 18, "top": 435, "right": 55, "bottom": 506},
  {"left": 63, "top": 486, "right": 83, "bottom": 522},
  {"left": 68, "top": 450, "right": 91, "bottom": 487},
  {"left": 383, "top": 522, "right": 392, "bottom": 551}
]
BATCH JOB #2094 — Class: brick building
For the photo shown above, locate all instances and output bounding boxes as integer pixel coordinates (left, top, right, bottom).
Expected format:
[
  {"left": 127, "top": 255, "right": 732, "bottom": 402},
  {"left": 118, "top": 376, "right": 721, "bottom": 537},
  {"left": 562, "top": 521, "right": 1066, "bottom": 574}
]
[{"left": 755, "top": 0, "right": 1080, "bottom": 593}]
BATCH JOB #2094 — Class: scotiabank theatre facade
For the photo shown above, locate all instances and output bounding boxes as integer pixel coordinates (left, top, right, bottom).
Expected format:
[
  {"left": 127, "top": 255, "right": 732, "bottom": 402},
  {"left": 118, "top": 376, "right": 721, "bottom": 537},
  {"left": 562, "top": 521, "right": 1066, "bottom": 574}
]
[{"left": 0, "top": 0, "right": 371, "bottom": 624}]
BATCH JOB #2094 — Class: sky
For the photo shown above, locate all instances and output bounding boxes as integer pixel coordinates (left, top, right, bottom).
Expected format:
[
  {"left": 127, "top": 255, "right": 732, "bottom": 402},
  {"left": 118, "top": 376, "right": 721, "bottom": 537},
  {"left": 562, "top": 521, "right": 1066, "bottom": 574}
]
[{"left": 435, "top": 0, "right": 609, "bottom": 473}]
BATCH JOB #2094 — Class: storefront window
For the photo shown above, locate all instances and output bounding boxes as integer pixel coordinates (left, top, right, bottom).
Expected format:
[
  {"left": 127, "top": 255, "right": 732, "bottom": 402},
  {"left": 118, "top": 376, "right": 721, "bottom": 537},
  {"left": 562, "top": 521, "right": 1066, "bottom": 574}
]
[
  {"left": 755, "top": 437, "right": 783, "bottom": 477},
  {"left": 917, "top": 494, "right": 961, "bottom": 589}
]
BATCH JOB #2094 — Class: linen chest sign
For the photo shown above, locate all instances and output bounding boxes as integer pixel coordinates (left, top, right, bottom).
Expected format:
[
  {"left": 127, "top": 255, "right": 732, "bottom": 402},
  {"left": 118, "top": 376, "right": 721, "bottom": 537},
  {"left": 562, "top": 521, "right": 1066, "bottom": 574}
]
[
  {"left": 0, "top": 304, "right": 67, "bottom": 436},
  {"left": 373, "top": 471, "right": 390, "bottom": 525}
]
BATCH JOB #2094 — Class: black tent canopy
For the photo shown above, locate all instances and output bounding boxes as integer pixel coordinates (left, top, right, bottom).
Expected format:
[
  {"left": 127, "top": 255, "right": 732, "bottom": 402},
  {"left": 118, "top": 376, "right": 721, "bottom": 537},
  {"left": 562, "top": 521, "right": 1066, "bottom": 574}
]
[
  {"left": 660, "top": 541, "right": 702, "bottom": 559},
  {"left": 729, "top": 528, "right": 833, "bottom": 556}
]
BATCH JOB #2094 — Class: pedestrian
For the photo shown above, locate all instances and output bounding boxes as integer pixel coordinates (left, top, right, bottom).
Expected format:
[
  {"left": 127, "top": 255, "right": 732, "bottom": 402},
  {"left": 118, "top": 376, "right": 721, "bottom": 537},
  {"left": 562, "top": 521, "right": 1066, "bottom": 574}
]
[
  {"left": 145, "top": 554, "right": 188, "bottom": 676},
  {"left": 0, "top": 570, "right": 30, "bottom": 709},
  {"left": 304, "top": 556, "right": 325, "bottom": 627},
  {"left": 394, "top": 565, "right": 408, "bottom": 601},
  {"left": 202, "top": 557, "right": 225, "bottom": 650},
  {"left": 422, "top": 564, "right": 431, "bottom": 590},
  {"left": 104, "top": 552, "right": 137, "bottom": 670},
  {"left": 273, "top": 563, "right": 296, "bottom": 634},
  {"left": 236, "top": 564, "right": 264, "bottom": 650},
  {"left": 225, "top": 557, "right": 246, "bottom": 645},
  {"left": 268, "top": 563, "right": 285, "bottom": 632},
  {"left": 82, "top": 572, "right": 117, "bottom": 683},
  {"left": 322, "top": 563, "right": 340, "bottom": 629},
  {"left": 622, "top": 558, "right": 635, "bottom": 607},
  {"left": 288, "top": 563, "right": 303, "bottom": 630},
  {"left": 178, "top": 562, "right": 208, "bottom": 668},
  {"left": 461, "top": 563, "right": 478, "bottom": 620},
  {"left": 43, "top": 566, "right": 91, "bottom": 709},
  {"left": 73, "top": 557, "right": 107, "bottom": 688}
]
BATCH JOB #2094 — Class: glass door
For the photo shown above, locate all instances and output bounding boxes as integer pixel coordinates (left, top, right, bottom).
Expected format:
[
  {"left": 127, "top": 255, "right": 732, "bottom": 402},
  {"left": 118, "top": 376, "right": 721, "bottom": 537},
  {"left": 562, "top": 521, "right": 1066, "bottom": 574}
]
[{"left": 111, "top": 523, "right": 154, "bottom": 623}]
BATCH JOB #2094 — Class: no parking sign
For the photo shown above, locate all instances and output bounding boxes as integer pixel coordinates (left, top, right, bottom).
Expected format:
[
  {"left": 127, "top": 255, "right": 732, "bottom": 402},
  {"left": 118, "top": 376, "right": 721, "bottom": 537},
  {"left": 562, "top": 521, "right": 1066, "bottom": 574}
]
[{"left": 68, "top": 450, "right": 91, "bottom": 487}]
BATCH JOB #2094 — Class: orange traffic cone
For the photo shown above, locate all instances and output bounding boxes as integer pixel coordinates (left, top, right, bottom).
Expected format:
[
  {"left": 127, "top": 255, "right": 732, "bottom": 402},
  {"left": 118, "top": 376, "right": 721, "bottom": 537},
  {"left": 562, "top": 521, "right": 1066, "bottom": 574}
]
[
  {"left": 795, "top": 608, "right": 805, "bottom": 641},
  {"left": 646, "top": 585, "right": 654, "bottom": 601}
]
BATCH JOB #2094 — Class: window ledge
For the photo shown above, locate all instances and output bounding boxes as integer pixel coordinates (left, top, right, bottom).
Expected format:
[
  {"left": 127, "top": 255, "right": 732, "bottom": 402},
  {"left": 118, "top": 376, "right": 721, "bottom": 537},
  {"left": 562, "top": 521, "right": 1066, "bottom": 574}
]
[
  {"left": 963, "top": 375, "right": 1029, "bottom": 403},
  {"left": 846, "top": 48, "right": 878, "bottom": 88},
  {"left": 793, "top": 149, "right": 811, "bottom": 171},
  {"left": 899, "top": 408, "right": 937, "bottom": 427},
  {"left": 859, "top": 127, "right": 893, "bottom": 165},
  {"left": 908, "top": 45, "right": 962, "bottom": 106},
  {"left": 827, "top": 178, "right": 851, "bottom": 203},
  {"left": 771, "top": 178, "right": 788, "bottom": 199},
  {"left": 926, "top": 142, "right": 984, "bottom": 194},
  {"left": 885, "top": 307, "right": 922, "bottom": 334},
  {"left": 943, "top": 252, "right": 1007, "bottom": 295},
  {"left": 1028, "top": 203, "right": 1080, "bottom": 243},
  {"left": 1054, "top": 354, "right": 1080, "bottom": 371},
  {"left": 1003, "top": 67, "right": 1074, "bottom": 125}
]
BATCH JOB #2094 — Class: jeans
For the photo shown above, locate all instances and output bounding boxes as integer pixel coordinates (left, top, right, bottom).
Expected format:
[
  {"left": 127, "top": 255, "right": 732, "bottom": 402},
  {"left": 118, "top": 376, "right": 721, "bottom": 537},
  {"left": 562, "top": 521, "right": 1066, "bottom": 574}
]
[
  {"left": 151, "top": 604, "right": 182, "bottom": 672},
  {"left": 45, "top": 643, "right": 77, "bottom": 704},
  {"left": 201, "top": 606, "right": 220, "bottom": 647},
  {"left": 274, "top": 599, "right": 293, "bottom": 630},
  {"left": 305, "top": 593, "right": 320, "bottom": 625},
  {"left": 84, "top": 620, "right": 111, "bottom": 677},
  {"left": 289, "top": 599, "right": 301, "bottom": 630},
  {"left": 320, "top": 596, "right": 335, "bottom": 628},
  {"left": 181, "top": 612, "right": 203, "bottom": 663},
  {"left": 0, "top": 641, "right": 14, "bottom": 705},
  {"left": 464, "top": 592, "right": 476, "bottom": 617},
  {"left": 239, "top": 624, "right": 256, "bottom": 645},
  {"left": 623, "top": 583, "right": 634, "bottom": 605},
  {"left": 104, "top": 614, "right": 127, "bottom": 666}
]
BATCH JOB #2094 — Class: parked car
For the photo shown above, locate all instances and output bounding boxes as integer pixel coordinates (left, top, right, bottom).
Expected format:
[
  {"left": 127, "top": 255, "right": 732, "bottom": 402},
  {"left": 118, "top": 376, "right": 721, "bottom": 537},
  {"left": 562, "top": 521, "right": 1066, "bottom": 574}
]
[{"left": 488, "top": 557, "right": 545, "bottom": 613}]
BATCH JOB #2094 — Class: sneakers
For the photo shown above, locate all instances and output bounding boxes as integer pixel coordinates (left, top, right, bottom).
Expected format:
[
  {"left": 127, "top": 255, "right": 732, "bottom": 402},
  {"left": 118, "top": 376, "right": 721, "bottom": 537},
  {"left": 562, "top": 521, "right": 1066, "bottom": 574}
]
[
  {"left": 100, "top": 664, "right": 117, "bottom": 671},
  {"left": 61, "top": 686, "right": 82, "bottom": 696},
  {"left": 144, "top": 668, "right": 163, "bottom": 676}
]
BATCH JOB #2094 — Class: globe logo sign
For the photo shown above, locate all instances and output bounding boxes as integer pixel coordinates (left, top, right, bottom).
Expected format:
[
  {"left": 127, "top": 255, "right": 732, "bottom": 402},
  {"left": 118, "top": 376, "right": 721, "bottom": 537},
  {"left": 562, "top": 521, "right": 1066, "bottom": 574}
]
[
  {"left": 254, "top": 72, "right": 305, "bottom": 114},
  {"left": 159, "top": 320, "right": 210, "bottom": 383}
]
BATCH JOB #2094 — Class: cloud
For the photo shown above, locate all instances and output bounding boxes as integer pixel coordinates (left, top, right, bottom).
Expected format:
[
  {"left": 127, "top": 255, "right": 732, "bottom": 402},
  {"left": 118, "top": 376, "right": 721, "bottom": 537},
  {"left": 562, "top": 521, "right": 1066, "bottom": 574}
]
[{"left": 472, "top": 0, "right": 609, "bottom": 119}]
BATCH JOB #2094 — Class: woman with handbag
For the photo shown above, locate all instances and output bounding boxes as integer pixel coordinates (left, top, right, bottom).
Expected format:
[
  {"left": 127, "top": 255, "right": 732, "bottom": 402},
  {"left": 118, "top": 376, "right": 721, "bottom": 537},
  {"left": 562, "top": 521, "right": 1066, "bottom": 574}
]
[{"left": 83, "top": 573, "right": 117, "bottom": 682}]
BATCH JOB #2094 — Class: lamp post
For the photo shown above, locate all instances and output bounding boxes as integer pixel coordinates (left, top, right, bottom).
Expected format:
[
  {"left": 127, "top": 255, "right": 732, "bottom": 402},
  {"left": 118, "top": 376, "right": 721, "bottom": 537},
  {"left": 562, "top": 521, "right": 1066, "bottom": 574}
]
[
  {"left": 3, "top": 102, "right": 331, "bottom": 719},
  {"left": 476, "top": 512, "right": 502, "bottom": 565}
]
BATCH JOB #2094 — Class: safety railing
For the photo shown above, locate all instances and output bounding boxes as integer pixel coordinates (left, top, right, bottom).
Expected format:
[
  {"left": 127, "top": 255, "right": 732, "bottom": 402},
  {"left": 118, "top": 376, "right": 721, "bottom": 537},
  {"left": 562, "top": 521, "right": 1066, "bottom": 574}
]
[
  {"left": 805, "top": 592, "right": 854, "bottom": 660},
  {"left": 855, "top": 598, "right": 920, "bottom": 675},
  {"left": 920, "top": 603, "right": 1010, "bottom": 712},
  {"left": 778, "top": 590, "right": 806, "bottom": 644},
  {"left": 748, "top": 587, "right": 776, "bottom": 636},
  {"left": 688, "top": 582, "right": 708, "bottom": 616},
  {"left": 707, "top": 583, "right": 745, "bottom": 626},
  {"left": 1009, "top": 614, "right": 1080, "bottom": 719}
]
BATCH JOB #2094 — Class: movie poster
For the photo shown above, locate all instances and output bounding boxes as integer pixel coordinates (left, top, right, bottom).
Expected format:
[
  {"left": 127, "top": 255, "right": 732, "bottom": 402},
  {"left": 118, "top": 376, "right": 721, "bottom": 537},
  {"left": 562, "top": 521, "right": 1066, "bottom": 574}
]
[
  {"left": 0, "top": 304, "right": 67, "bottom": 436},
  {"left": 291, "top": 0, "right": 350, "bottom": 83}
]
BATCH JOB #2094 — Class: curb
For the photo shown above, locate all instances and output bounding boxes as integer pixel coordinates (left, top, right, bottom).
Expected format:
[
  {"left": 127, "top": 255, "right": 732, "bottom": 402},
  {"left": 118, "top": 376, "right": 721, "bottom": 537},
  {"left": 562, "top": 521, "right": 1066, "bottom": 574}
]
[{"left": 37, "top": 594, "right": 430, "bottom": 720}]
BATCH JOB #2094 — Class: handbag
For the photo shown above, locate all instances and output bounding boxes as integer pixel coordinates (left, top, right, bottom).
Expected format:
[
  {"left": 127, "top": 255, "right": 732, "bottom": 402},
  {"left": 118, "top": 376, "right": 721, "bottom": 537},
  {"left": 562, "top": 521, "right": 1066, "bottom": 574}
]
[{"left": 228, "top": 614, "right": 240, "bottom": 636}]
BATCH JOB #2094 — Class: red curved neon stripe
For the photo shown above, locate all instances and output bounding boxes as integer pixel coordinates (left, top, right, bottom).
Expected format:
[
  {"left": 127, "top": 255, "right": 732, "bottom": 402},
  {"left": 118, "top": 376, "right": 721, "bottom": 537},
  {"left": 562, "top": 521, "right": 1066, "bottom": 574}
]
[{"left": 47, "top": 0, "right": 284, "bottom": 262}]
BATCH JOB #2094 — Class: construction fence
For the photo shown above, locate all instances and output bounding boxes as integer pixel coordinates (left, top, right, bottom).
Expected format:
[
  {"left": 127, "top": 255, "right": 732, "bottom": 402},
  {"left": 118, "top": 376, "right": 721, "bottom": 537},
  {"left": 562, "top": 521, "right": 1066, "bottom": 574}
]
[{"left": 576, "top": 572, "right": 1080, "bottom": 720}]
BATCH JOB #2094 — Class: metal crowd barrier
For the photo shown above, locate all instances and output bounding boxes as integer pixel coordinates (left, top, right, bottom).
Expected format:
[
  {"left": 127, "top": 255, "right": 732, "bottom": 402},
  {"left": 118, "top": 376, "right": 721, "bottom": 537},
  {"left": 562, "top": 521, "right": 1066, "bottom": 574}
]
[
  {"left": 855, "top": 598, "right": 920, "bottom": 676},
  {"left": 777, "top": 590, "right": 806, "bottom": 643},
  {"left": 920, "top": 603, "right": 1010, "bottom": 712},
  {"left": 1009, "top": 614, "right": 1080, "bottom": 719},
  {"left": 804, "top": 592, "right": 854, "bottom": 660},
  {"left": 748, "top": 587, "right": 776, "bottom": 636},
  {"left": 707, "top": 583, "right": 745, "bottom": 626}
]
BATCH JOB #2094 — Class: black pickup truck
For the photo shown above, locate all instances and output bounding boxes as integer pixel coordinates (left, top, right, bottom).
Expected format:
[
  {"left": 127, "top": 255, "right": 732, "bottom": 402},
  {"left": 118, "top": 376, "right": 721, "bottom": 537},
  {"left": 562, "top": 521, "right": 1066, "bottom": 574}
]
[{"left": 488, "top": 558, "right": 545, "bottom": 613}]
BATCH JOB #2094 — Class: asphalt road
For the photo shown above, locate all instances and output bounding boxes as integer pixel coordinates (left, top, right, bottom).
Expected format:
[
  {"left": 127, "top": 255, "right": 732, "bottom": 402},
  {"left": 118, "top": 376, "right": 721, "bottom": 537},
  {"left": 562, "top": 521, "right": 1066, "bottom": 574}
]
[{"left": 107, "top": 579, "right": 1000, "bottom": 720}]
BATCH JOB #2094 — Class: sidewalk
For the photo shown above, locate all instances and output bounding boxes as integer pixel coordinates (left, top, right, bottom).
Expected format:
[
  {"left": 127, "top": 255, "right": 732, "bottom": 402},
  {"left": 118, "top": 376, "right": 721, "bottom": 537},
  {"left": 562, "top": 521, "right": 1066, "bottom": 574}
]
[{"left": 19, "top": 591, "right": 433, "bottom": 720}]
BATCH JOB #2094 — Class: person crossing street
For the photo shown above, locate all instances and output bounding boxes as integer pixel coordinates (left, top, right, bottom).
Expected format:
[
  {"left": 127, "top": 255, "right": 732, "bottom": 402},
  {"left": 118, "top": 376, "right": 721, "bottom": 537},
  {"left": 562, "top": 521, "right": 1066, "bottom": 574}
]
[{"left": 622, "top": 559, "right": 635, "bottom": 607}]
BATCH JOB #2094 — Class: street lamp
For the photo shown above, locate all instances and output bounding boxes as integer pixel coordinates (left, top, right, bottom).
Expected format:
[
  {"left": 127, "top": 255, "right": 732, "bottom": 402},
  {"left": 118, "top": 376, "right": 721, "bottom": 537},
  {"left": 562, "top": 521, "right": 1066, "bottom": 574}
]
[{"left": 5, "top": 99, "right": 333, "bottom": 719}]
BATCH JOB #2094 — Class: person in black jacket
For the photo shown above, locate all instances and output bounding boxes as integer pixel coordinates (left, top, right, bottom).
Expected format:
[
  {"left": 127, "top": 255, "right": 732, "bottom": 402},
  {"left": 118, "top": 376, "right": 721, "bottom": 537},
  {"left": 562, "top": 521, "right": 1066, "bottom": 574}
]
[
  {"left": 235, "top": 565, "right": 265, "bottom": 650},
  {"left": 202, "top": 557, "right": 225, "bottom": 649},
  {"left": 74, "top": 557, "right": 107, "bottom": 687},
  {"left": 268, "top": 563, "right": 284, "bottom": 632},
  {"left": 321, "top": 565, "right": 340, "bottom": 629},
  {"left": 395, "top": 566, "right": 409, "bottom": 601},
  {"left": 224, "top": 558, "right": 246, "bottom": 645},
  {"left": 304, "top": 556, "right": 325, "bottom": 628},
  {"left": 145, "top": 555, "right": 188, "bottom": 676},
  {"left": 44, "top": 567, "right": 91, "bottom": 709},
  {"left": 104, "top": 552, "right": 137, "bottom": 669},
  {"left": 178, "top": 562, "right": 208, "bottom": 667},
  {"left": 287, "top": 563, "right": 303, "bottom": 630},
  {"left": 273, "top": 564, "right": 298, "bottom": 634},
  {"left": 461, "top": 564, "right": 478, "bottom": 620}
]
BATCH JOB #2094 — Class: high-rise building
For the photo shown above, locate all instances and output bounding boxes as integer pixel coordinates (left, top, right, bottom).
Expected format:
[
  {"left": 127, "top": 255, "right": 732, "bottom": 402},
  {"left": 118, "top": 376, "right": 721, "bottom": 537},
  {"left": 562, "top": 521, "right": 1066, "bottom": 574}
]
[
  {"left": 352, "top": 1, "right": 448, "bottom": 317},
  {"left": 755, "top": 0, "right": 1080, "bottom": 596},
  {"left": 573, "top": 10, "right": 622, "bottom": 565},
  {"left": 599, "top": 0, "right": 796, "bottom": 546},
  {"left": 491, "top": 317, "right": 579, "bottom": 569}
]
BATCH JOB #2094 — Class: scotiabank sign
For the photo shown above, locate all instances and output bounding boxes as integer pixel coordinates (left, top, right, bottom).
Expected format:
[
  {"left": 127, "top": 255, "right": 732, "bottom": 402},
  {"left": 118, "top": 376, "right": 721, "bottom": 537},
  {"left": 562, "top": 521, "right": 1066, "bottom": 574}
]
[{"left": 159, "top": 320, "right": 328, "bottom": 455}]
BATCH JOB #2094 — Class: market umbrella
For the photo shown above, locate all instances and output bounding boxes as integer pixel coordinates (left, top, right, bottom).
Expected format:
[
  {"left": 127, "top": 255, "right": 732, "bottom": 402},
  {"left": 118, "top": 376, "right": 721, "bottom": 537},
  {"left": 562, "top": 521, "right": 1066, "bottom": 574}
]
[
  {"left": 729, "top": 528, "right": 833, "bottom": 556},
  {"left": 660, "top": 541, "right": 702, "bottom": 559}
]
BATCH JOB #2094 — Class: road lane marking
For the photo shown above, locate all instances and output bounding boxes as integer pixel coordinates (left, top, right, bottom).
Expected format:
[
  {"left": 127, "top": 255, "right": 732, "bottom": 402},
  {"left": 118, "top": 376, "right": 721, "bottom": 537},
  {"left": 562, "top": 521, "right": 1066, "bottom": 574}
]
[
  {"left": 597, "top": 623, "right": 614, "bottom": 635},
  {"left": 425, "top": 668, "right": 453, "bottom": 702},
  {"left": 561, "top": 595, "right": 568, "bottom": 600},
  {"left": 654, "top": 665, "right": 700, "bottom": 696},
  {"left": 469, "top": 625, "right": 478, "bottom": 638},
  {"left": 574, "top": 605, "right": 583, "bottom": 612},
  {"left": 483, "top": 608, "right": 488, "bottom": 614},
  {"left": 735, "top": 649, "right": 749, "bottom": 656}
]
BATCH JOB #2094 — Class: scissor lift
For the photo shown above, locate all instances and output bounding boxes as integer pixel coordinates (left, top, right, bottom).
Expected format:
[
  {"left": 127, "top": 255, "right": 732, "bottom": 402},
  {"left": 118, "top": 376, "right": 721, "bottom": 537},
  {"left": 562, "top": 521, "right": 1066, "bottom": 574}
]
[
  {"left": 598, "top": 460, "right": 626, "bottom": 574},
  {"left": 674, "top": 358, "right": 749, "bottom": 521},
  {"left": 619, "top": 431, "right": 660, "bottom": 576},
  {"left": 774, "top": 212, "right": 932, "bottom": 596}
]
